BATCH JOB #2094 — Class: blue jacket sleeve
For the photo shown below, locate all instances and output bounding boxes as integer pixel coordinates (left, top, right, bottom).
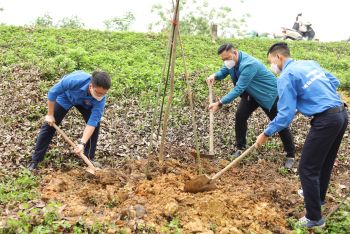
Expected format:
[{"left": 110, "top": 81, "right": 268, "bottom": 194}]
[
  {"left": 87, "top": 98, "right": 106, "bottom": 127},
  {"left": 324, "top": 69, "right": 340, "bottom": 89},
  {"left": 264, "top": 74, "right": 297, "bottom": 136},
  {"left": 220, "top": 64, "right": 257, "bottom": 104},
  {"left": 47, "top": 76, "right": 73, "bottom": 101},
  {"left": 215, "top": 66, "right": 230, "bottom": 80}
]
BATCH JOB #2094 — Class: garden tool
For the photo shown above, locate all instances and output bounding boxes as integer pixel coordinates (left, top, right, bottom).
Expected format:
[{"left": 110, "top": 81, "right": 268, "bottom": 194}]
[
  {"left": 185, "top": 144, "right": 256, "bottom": 193},
  {"left": 53, "top": 123, "right": 96, "bottom": 175}
]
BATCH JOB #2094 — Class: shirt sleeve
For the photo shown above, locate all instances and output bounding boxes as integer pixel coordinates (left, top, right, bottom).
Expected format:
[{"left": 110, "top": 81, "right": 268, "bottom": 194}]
[
  {"left": 47, "top": 75, "right": 73, "bottom": 101},
  {"left": 87, "top": 98, "right": 106, "bottom": 127},
  {"left": 324, "top": 69, "right": 340, "bottom": 89},
  {"left": 264, "top": 74, "right": 297, "bottom": 136},
  {"left": 214, "top": 66, "right": 230, "bottom": 80},
  {"left": 220, "top": 64, "right": 257, "bottom": 104}
]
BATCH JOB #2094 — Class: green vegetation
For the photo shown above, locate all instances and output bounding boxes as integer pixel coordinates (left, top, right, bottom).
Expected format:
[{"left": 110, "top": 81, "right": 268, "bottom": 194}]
[
  {"left": 1, "top": 25, "right": 349, "bottom": 108},
  {"left": 0, "top": 170, "right": 38, "bottom": 204}
]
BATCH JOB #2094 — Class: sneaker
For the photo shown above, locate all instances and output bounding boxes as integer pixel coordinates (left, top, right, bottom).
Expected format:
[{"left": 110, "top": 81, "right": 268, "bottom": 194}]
[
  {"left": 298, "top": 189, "right": 326, "bottom": 205},
  {"left": 231, "top": 149, "right": 244, "bottom": 159},
  {"left": 296, "top": 216, "right": 325, "bottom": 229},
  {"left": 27, "top": 161, "right": 39, "bottom": 171},
  {"left": 284, "top": 157, "right": 295, "bottom": 169}
]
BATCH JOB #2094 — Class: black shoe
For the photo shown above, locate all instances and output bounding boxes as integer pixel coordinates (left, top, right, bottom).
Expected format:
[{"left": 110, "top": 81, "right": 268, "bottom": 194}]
[{"left": 27, "top": 161, "right": 38, "bottom": 171}]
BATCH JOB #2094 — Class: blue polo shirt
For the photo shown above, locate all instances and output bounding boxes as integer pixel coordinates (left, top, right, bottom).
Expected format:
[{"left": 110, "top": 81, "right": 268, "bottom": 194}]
[
  {"left": 47, "top": 71, "right": 106, "bottom": 127},
  {"left": 264, "top": 59, "right": 342, "bottom": 136},
  {"left": 215, "top": 51, "right": 278, "bottom": 110}
]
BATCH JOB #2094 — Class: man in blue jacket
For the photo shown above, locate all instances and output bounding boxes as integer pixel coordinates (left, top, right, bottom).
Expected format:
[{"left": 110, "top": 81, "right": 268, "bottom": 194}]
[
  {"left": 256, "top": 42, "right": 348, "bottom": 228},
  {"left": 208, "top": 43, "right": 295, "bottom": 168},
  {"left": 28, "top": 70, "right": 111, "bottom": 170}
]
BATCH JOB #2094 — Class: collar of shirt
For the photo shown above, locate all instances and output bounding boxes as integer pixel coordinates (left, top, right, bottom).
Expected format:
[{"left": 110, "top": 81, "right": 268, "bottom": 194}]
[
  {"left": 232, "top": 51, "right": 243, "bottom": 79},
  {"left": 80, "top": 80, "right": 91, "bottom": 97},
  {"left": 282, "top": 58, "right": 294, "bottom": 71},
  {"left": 235, "top": 51, "right": 243, "bottom": 68}
]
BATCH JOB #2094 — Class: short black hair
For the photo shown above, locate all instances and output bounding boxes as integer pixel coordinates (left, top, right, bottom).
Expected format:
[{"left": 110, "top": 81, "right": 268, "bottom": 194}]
[
  {"left": 217, "top": 43, "right": 236, "bottom": 55},
  {"left": 91, "top": 71, "right": 111, "bottom": 90},
  {"left": 267, "top": 42, "right": 291, "bottom": 57}
]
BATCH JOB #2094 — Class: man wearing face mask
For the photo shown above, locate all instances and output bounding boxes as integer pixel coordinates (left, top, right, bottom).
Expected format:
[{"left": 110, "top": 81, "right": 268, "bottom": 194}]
[
  {"left": 256, "top": 42, "right": 347, "bottom": 228},
  {"left": 207, "top": 43, "right": 295, "bottom": 168},
  {"left": 27, "top": 70, "right": 111, "bottom": 170}
]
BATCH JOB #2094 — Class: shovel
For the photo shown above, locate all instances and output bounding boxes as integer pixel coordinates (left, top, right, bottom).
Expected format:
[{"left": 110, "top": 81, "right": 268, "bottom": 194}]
[
  {"left": 52, "top": 123, "right": 96, "bottom": 175},
  {"left": 189, "top": 84, "right": 215, "bottom": 159},
  {"left": 184, "top": 144, "right": 256, "bottom": 193}
]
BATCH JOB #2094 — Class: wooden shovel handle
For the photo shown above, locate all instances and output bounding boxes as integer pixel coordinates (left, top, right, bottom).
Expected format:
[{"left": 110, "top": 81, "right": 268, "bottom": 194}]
[
  {"left": 52, "top": 123, "right": 96, "bottom": 170},
  {"left": 208, "top": 84, "right": 214, "bottom": 155},
  {"left": 211, "top": 144, "right": 256, "bottom": 181}
]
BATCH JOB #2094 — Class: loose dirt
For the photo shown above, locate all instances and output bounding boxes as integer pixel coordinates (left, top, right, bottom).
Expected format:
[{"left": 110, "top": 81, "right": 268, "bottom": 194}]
[{"left": 39, "top": 152, "right": 306, "bottom": 233}]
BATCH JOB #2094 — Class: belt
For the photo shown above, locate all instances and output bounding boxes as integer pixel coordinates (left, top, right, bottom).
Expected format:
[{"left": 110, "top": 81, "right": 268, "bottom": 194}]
[{"left": 314, "top": 104, "right": 346, "bottom": 117}]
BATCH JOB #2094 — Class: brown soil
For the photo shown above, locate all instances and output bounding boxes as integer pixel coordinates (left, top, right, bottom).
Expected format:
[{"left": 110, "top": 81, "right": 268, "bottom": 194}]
[{"left": 39, "top": 152, "right": 306, "bottom": 233}]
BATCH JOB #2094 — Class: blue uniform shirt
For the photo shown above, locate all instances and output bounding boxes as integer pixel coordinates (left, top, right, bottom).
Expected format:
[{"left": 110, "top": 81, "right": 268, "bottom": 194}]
[
  {"left": 264, "top": 59, "right": 342, "bottom": 136},
  {"left": 215, "top": 51, "right": 278, "bottom": 110},
  {"left": 47, "top": 71, "right": 106, "bottom": 127}
]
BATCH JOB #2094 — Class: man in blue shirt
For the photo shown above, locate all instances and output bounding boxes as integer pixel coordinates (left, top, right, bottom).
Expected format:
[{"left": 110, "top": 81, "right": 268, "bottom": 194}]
[
  {"left": 256, "top": 42, "right": 348, "bottom": 229},
  {"left": 208, "top": 43, "right": 295, "bottom": 168},
  {"left": 28, "top": 70, "right": 111, "bottom": 170}
]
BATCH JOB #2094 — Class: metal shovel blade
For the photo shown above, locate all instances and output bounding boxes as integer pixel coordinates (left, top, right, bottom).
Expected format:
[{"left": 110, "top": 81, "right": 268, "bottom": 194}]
[
  {"left": 184, "top": 174, "right": 217, "bottom": 193},
  {"left": 85, "top": 167, "right": 96, "bottom": 175},
  {"left": 189, "top": 149, "right": 215, "bottom": 159},
  {"left": 184, "top": 145, "right": 256, "bottom": 193}
]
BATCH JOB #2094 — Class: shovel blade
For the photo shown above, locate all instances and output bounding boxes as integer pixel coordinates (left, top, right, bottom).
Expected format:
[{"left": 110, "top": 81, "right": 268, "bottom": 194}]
[
  {"left": 85, "top": 167, "right": 96, "bottom": 175},
  {"left": 189, "top": 149, "right": 215, "bottom": 159},
  {"left": 184, "top": 174, "right": 217, "bottom": 193}
]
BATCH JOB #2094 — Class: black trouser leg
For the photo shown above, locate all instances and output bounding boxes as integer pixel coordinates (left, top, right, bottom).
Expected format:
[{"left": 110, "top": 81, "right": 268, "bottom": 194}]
[
  {"left": 32, "top": 103, "right": 69, "bottom": 163},
  {"left": 319, "top": 111, "right": 348, "bottom": 202},
  {"left": 75, "top": 105, "right": 100, "bottom": 160},
  {"left": 262, "top": 99, "right": 295, "bottom": 158},
  {"left": 299, "top": 110, "right": 348, "bottom": 220},
  {"left": 235, "top": 95, "right": 259, "bottom": 149}
]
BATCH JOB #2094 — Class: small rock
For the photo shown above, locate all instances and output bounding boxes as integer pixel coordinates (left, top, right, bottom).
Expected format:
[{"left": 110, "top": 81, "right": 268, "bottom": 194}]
[
  {"left": 184, "top": 218, "right": 205, "bottom": 232},
  {"left": 107, "top": 228, "right": 117, "bottom": 234},
  {"left": 200, "top": 231, "right": 214, "bottom": 234},
  {"left": 117, "top": 191, "right": 129, "bottom": 203},
  {"left": 164, "top": 201, "right": 179, "bottom": 217},
  {"left": 134, "top": 204, "right": 146, "bottom": 218},
  {"left": 219, "top": 227, "right": 242, "bottom": 234}
]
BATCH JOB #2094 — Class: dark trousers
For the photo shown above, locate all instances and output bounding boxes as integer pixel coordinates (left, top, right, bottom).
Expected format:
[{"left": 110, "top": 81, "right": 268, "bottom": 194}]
[
  {"left": 32, "top": 103, "right": 100, "bottom": 162},
  {"left": 235, "top": 94, "right": 295, "bottom": 157},
  {"left": 299, "top": 109, "right": 348, "bottom": 220}
]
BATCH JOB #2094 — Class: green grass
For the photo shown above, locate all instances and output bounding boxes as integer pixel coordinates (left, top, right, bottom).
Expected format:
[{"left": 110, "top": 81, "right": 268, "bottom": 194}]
[
  {"left": 1, "top": 25, "right": 349, "bottom": 107},
  {"left": 0, "top": 170, "right": 38, "bottom": 204}
]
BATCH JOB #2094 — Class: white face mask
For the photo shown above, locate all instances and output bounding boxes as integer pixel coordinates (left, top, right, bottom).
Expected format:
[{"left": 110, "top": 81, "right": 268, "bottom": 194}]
[
  {"left": 90, "top": 88, "right": 104, "bottom": 101},
  {"left": 224, "top": 60, "right": 236, "bottom": 69},
  {"left": 270, "top": 63, "right": 281, "bottom": 74}
]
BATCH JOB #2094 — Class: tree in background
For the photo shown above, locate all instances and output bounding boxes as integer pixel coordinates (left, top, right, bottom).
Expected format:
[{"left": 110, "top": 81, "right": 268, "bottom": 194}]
[
  {"left": 32, "top": 14, "right": 54, "bottom": 28},
  {"left": 104, "top": 12, "right": 135, "bottom": 31},
  {"left": 149, "top": 0, "right": 250, "bottom": 38},
  {"left": 57, "top": 16, "right": 85, "bottom": 29}
]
